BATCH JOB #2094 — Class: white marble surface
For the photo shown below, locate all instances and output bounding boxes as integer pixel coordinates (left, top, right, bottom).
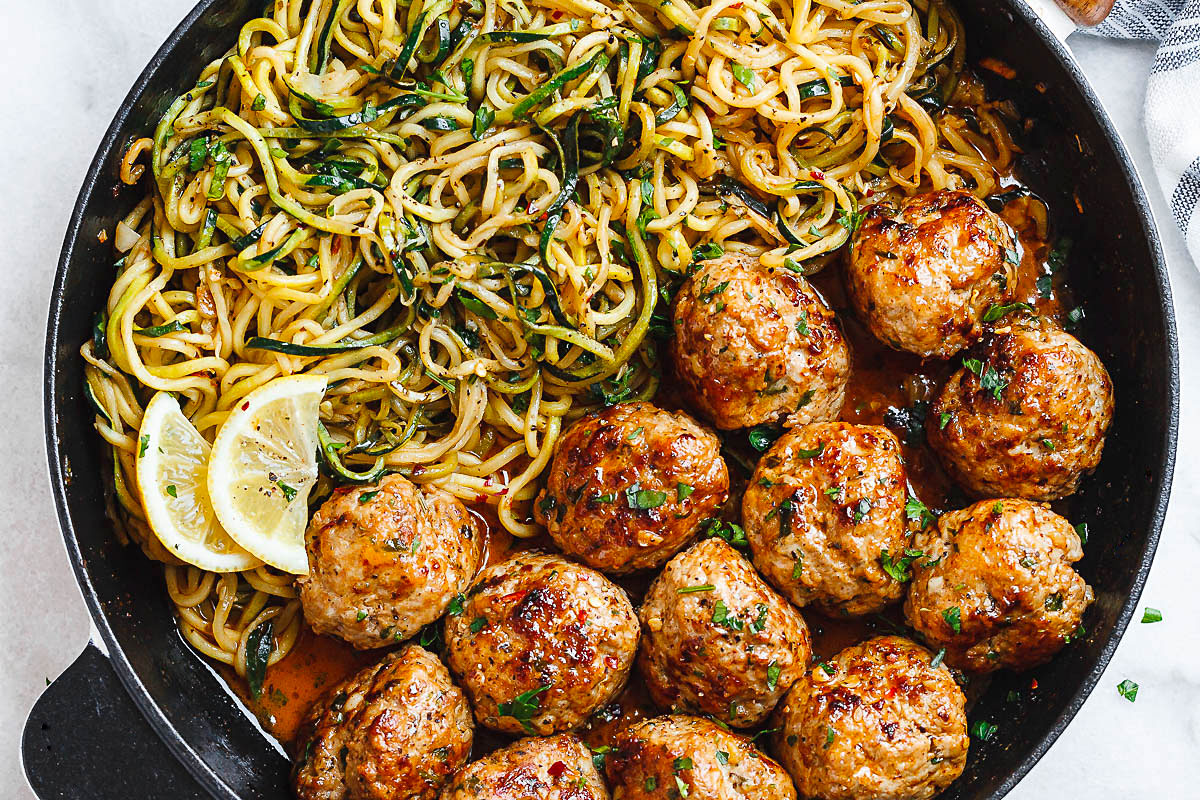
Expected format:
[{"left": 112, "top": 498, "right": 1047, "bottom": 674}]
[{"left": 0, "top": 3, "right": 1196, "bottom": 797}]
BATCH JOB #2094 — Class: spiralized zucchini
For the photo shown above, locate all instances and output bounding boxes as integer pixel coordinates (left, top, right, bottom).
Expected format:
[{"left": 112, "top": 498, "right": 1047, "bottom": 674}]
[{"left": 84, "top": 0, "right": 1015, "bottom": 682}]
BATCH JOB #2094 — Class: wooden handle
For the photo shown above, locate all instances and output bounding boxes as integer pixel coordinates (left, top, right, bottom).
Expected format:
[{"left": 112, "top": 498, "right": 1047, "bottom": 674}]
[{"left": 1052, "top": 0, "right": 1117, "bottom": 26}]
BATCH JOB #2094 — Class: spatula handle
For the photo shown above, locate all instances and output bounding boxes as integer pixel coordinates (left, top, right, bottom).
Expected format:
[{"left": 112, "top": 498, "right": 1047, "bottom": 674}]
[{"left": 1052, "top": 0, "right": 1117, "bottom": 26}]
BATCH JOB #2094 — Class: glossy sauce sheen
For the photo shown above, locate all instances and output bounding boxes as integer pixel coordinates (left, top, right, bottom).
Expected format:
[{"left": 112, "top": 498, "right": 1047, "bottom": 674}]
[{"left": 240, "top": 199, "right": 1059, "bottom": 750}]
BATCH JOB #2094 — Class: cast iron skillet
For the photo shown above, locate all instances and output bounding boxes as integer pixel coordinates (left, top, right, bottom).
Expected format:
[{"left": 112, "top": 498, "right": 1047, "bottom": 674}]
[{"left": 23, "top": 1, "right": 1179, "bottom": 797}]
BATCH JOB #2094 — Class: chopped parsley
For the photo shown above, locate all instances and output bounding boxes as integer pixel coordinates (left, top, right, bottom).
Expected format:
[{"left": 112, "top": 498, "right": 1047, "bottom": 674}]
[
  {"left": 795, "top": 442, "right": 825, "bottom": 459},
  {"left": 751, "top": 603, "right": 769, "bottom": 632},
  {"left": 165, "top": 484, "right": 178, "bottom": 498},
  {"left": 1075, "top": 522, "right": 1089, "bottom": 544},
  {"left": 497, "top": 685, "right": 551, "bottom": 733},
  {"left": 982, "top": 301, "right": 1033, "bottom": 322},
  {"left": 880, "top": 548, "right": 926, "bottom": 582},
  {"left": 469, "top": 616, "right": 487, "bottom": 633},
  {"left": 1141, "top": 607, "right": 1163, "bottom": 623},
  {"left": 678, "top": 584, "right": 716, "bottom": 594},
  {"left": 731, "top": 63, "right": 757, "bottom": 90},
  {"left": 139, "top": 434, "right": 149, "bottom": 457},
  {"left": 359, "top": 489, "right": 380, "bottom": 504},
  {"left": 715, "top": 750, "right": 729, "bottom": 765},
  {"left": 748, "top": 425, "right": 781, "bottom": 452},
  {"left": 677, "top": 482, "right": 694, "bottom": 502},
  {"left": 712, "top": 600, "right": 744, "bottom": 630},
  {"left": 931, "top": 648, "right": 946, "bottom": 668},
  {"left": 447, "top": 594, "right": 465, "bottom": 616},
  {"left": 703, "top": 519, "right": 748, "bottom": 548},
  {"left": 766, "top": 660, "right": 781, "bottom": 691},
  {"left": 943, "top": 606, "right": 963, "bottom": 634},
  {"left": 1117, "top": 679, "right": 1139, "bottom": 702},
  {"left": 278, "top": 482, "right": 297, "bottom": 502},
  {"left": 970, "top": 720, "right": 998, "bottom": 741},
  {"left": 626, "top": 484, "right": 668, "bottom": 510},
  {"left": 905, "top": 494, "right": 936, "bottom": 529},
  {"left": 824, "top": 726, "right": 837, "bottom": 748}
]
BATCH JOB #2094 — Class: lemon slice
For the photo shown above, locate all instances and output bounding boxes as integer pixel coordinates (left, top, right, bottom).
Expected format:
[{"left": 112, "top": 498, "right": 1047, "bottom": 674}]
[
  {"left": 136, "top": 392, "right": 262, "bottom": 572},
  {"left": 207, "top": 374, "right": 327, "bottom": 574}
]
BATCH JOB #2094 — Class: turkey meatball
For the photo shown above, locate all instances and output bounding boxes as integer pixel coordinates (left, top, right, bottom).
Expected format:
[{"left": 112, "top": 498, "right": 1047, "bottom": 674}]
[
  {"left": 846, "top": 189, "right": 1018, "bottom": 358},
  {"left": 440, "top": 733, "right": 609, "bottom": 800},
  {"left": 903, "top": 498, "right": 1093, "bottom": 672},
  {"left": 607, "top": 715, "right": 796, "bottom": 800},
  {"left": 293, "top": 645, "right": 473, "bottom": 800},
  {"left": 927, "top": 316, "right": 1114, "bottom": 501},
  {"left": 444, "top": 551, "right": 639, "bottom": 735},
  {"left": 670, "top": 253, "right": 850, "bottom": 430},
  {"left": 742, "top": 423, "right": 908, "bottom": 616},
  {"left": 534, "top": 402, "right": 728, "bottom": 574},
  {"left": 771, "top": 636, "right": 968, "bottom": 800},
  {"left": 297, "top": 475, "right": 483, "bottom": 648},
  {"left": 638, "top": 538, "right": 811, "bottom": 727}
]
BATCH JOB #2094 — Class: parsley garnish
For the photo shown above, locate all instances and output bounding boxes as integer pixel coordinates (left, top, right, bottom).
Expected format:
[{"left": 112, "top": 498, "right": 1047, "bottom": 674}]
[
  {"left": 880, "top": 548, "right": 925, "bottom": 582},
  {"left": 970, "top": 720, "right": 998, "bottom": 741},
  {"left": 497, "top": 685, "right": 551, "bottom": 733},
  {"left": 1141, "top": 607, "right": 1162, "bottom": 623},
  {"left": 943, "top": 606, "right": 962, "bottom": 633},
  {"left": 1117, "top": 679, "right": 1139, "bottom": 702}
]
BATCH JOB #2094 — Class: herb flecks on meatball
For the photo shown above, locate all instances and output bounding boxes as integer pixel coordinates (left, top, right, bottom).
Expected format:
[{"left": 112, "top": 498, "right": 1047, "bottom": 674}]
[
  {"left": 927, "top": 316, "right": 1113, "bottom": 501},
  {"left": 535, "top": 402, "right": 728, "bottom": 574},
  {"left": 292, "top": 645, "right": 473, "bottom": 800},
  {"left": 743, "top": 422, "right": 909, "bottom": 616},
  {"left": 771, "top": 636, "right": 968, "bottom": 800},
  {"left": 440, "top": 733, "right": 610, "bottom": 800},
  {"left": 904, "top": 498, "right": 1093, "bottom": 672},
  {"left": 607, "top": 715, "right": 797, "bottom": 800},
  {"left": 296, "top": 474, "right": 482, "bottom": 648},
  {"left": 847, "top": 188, "right": 1019, "bottom": 358},
  {"left": 670, "top": 253, "right": 850, "bottom": 430},
  {"left": 638, "top": 537, "right": 812, "bottom": 726},
  {"left": 444, "top": 551, "right": 639, "bottom": 735}
]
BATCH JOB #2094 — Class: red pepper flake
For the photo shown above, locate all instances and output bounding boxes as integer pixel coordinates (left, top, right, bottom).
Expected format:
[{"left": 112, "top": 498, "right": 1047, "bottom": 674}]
[
  {"left": 577, "top": 609, "right": 589, "bottom": 623},
  {"left": 810, "top": 170, "right": 825, "bottom": 180},
  {"left": 1030, "top": 678, "right": 1039, "bottom": 690},
  {"left": 865, "top": 188, "right": 875, "bottom": 197},
  {"left": 332, "top": 238, "right": 341, "bottom": 253},
  {"left": 604, "top": 656, "right": 620, "bottom": 670},
  {"left": 412, "top": 464, "right": 425, "bottom": 476},
  {"left": 547, "top": 761, "right": 567, "bottom": 778},
  {"left": 538, "top": 212, "right": 548, "bottom": 221},
  {"left": 501, "top": 590, "right": 529, "bottom": 604},
  {"left": 241, "top": 401, "right": 250, "bottom": 410},
  {"left": 550, "top": 9, "right": 563, "bottom": 19}
]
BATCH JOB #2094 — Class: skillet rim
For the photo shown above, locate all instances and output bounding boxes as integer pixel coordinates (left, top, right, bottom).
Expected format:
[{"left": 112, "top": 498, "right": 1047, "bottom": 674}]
[{"left": 40, "top": 1, "right": 1180, "bottom": 798}]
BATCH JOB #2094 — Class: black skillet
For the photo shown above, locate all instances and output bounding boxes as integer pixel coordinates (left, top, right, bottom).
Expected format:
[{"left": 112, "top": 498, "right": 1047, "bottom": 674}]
[{"left": 22, "top": 0, "right": 1179, "bottom": 797}]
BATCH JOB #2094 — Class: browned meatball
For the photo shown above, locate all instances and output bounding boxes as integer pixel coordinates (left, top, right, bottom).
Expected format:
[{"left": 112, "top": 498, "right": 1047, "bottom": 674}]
[
  {"left": 638, "top": 538, "right": 811, "bottom": 727},
  {"left": 670, "top": 253, "right": 850, "bottom": 430},
  {"left": 534, "top": 402, "right": 728, "bottom": 574},
  {"left": 443, "top": 551, "right": 639, "bottom": 735},
  {"left": 903, "top": 498, "right": 1093, "bottom": 672},
  {"left": 293, "top": 645, "right": 473, "bottom": 800},
  {"left": 846, "top": 189, "right": 1018, "bottom": 358},
  {"left": 742, "top": 423, "right": 908, "bottom": 616},
  {"left": 296, "top": 475, "right": 482, "bottom": 648},
  {"left": 771, "top": 636, "right": 968, "bottom": 800},
  {"left": 607, "top": 715, "right": 796, "bottom": 800},
  {"left": 439, "top": 733, "right": 609, "bottom": 799},
  {"left": 927, "top": 316, "right": 1114, "bottom": 501}
]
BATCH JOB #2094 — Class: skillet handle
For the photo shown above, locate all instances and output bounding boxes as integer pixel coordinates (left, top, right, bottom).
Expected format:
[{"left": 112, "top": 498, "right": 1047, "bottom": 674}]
[{"left": 21, "top": 642, "right": 210, "bottom": 800}]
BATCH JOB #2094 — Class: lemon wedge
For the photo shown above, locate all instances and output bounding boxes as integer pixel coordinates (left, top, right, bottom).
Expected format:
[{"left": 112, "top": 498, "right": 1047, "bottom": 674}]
[
  {"left": 136, "top": 392, "right": 262, "bottom": 572},
  {"left": 207, "top": 374, "right": 327, "bottom": 574}
]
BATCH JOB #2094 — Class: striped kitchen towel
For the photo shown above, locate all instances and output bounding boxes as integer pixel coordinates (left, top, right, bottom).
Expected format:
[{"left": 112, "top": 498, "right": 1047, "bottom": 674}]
[{"left": 1082, "top": 0, "right": 1200, "bottom": 264}]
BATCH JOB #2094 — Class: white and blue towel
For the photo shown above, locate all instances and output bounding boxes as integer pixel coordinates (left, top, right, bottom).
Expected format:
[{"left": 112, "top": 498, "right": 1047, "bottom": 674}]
[{"left": 1084, "top": 0, "right": 1200, "bottom": 264}]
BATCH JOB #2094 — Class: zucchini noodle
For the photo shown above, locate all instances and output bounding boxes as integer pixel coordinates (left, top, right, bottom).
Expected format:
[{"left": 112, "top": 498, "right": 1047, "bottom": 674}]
[{"left": 82, "top": 0, "right": 1016, "bottom": 682}]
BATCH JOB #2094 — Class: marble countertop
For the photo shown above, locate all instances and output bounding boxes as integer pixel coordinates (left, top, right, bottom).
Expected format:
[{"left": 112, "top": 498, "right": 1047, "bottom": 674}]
[{"left": 1, "top": 2, "right": 1196, "bottom": 797}]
